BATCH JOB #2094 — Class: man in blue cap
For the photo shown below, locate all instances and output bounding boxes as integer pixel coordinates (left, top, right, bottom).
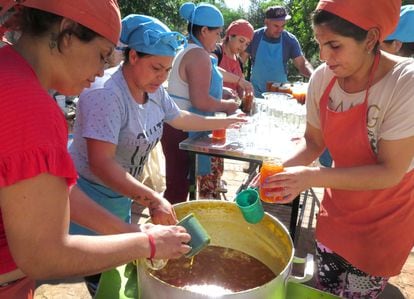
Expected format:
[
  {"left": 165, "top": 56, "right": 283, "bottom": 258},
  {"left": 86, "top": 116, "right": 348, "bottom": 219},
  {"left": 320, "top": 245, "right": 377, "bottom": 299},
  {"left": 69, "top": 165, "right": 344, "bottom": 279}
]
[
  {"left": 242, "top": 5, "right": 314, "bottom": 97},
  {"left": 68, "top": 13, "right": 243, "bottom": 295},
  {"left": 381, "top": 5, "right": 414, "bottom": 57}
]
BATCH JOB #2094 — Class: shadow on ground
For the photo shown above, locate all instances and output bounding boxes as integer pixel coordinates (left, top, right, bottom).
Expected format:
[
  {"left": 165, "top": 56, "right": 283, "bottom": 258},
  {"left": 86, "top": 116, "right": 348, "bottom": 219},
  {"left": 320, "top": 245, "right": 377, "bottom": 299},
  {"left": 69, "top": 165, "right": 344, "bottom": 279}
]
[{"left": 380, "top": 283, "right": 406, "bottom": 299}]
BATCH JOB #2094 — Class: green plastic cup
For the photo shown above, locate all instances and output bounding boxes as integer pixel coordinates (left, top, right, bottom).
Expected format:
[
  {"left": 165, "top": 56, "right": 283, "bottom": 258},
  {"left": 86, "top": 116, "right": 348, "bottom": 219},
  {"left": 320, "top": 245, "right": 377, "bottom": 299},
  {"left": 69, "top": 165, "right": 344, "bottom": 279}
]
[
  {"left": 235, "top": 188, "right": 264, "bottom": 224},
  {"left": 177, "top": 213, "right": 211, "bottom": 258}
]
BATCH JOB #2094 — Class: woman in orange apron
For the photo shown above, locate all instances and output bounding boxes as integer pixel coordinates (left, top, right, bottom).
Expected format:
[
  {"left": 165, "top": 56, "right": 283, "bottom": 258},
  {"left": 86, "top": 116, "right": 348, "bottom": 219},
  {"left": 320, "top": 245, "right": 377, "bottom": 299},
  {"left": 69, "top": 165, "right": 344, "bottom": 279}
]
[{"left": 261, "top": 0, "right": 414, "bottom": 298}]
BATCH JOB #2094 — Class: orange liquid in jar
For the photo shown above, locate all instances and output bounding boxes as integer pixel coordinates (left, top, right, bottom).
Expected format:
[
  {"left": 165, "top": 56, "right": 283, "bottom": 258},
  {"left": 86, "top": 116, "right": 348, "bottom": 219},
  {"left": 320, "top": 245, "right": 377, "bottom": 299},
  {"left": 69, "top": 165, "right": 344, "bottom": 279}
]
[
  {"left": 266, "top": 81, "right": 274, "bottom": 92},
  {"left": 242, "top": 94, "right": 253, "bottom": 114},
  {"left": 212, "top": 112, "right": 226, "bottom": 141},
  {"left": 259, "top": 161, "right": 284, "bottom": 203},
  {"left": 212, "top": 129, "right": 226, "bottom": 141},
  {"left": 292, "top": 91, "right": 306, "bottom": 103},
  {"left": 292, "top": 84, "right": 307, "bottom": 103},
  {"left": 270, "top": 84, "right": 279, "bottom": 92},
  {"left": 278, "top": 84, "right": 292, "bottom": 95}
]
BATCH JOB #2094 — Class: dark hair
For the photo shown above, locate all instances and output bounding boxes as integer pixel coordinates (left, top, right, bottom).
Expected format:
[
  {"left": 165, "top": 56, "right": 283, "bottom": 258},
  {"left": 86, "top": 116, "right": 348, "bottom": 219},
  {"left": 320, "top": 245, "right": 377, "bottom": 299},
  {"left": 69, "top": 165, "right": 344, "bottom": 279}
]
[
  {"left": 383, "top": 40, "right": 414, "bottom": 57},
  {"left": 399, "top": 43, "right": 414, "bottom": 57},
  {"left": 223, "top": 34, "right": 235, "bottom": 44},
  {"left": 187, "top": 22, "right": 221, "bottom": 39},
  {"left": 123, "top": 48, "right": 150, "bottom": 64},
  {"left": 10, "top": 7, "right": 99, "bottom": 48},
  {"left": 312, "top": 10, "right": 368, "bottom": 42}
]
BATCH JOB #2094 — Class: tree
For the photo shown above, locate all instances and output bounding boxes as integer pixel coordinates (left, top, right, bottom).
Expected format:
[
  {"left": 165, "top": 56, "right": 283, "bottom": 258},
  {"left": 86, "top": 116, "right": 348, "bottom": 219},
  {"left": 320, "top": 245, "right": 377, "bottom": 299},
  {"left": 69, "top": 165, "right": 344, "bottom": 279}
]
[
  {"left": 246, "top": 0, "right": 264, "bottom": 29},
  {"left": 118, "top": 0, "right": 191, "bottom": 32},
  {"left": 118, "top": 0, "right": 248, "bottom": 34},
  {"left": 286, "top": 0, "right": 319, "bottom": 67},
  {"left": 286, "top": 0, "right": 320, "bottom": 80}
]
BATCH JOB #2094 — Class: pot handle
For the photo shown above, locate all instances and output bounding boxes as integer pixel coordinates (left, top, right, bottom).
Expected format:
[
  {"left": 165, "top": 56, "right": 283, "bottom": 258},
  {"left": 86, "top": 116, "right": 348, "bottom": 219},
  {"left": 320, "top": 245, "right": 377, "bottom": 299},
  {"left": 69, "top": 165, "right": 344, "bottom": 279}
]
[{"left": 287, "top": 254, "right": 314, "bottom": 283}]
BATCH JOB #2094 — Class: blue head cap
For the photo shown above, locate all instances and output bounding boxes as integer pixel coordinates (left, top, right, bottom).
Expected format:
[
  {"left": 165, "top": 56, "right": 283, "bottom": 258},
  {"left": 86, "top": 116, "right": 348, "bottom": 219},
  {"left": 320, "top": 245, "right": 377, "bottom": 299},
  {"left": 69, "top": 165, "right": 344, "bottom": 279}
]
[
  {"left": 179, "top": 2, "right": 224, "bottom": 27},
  {"left": 385, "top": 5, "right": 414, "bottom": 42},
  {"left": 119, "top": 14, "right": 187, "bottom": 57}
]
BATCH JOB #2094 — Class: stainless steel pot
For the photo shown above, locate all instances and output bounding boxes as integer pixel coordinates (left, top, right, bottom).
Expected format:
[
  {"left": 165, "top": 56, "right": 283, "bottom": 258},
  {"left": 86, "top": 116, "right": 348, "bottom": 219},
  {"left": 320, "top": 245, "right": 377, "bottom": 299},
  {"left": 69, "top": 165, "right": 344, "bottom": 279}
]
[{"left": 137, "top": 200, "right": 313, "bottom": 299}]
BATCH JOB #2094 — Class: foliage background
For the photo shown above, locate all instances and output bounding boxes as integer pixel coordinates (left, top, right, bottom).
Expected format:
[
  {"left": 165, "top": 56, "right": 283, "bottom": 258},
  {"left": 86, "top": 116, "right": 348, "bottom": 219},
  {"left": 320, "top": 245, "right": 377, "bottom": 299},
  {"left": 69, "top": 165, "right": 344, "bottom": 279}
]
[{"left": 118, "top": 0, "right": 413, "bottom": 81}]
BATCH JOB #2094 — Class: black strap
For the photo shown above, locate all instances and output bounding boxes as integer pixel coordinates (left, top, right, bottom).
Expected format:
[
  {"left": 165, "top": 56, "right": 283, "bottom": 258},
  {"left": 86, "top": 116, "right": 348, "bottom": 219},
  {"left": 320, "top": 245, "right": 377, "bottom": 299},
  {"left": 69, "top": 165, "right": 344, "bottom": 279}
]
[
  {"left": 212, "top": 44, "right": 223, "bottom": 65},
  {"left": 213, "top": 44, "right": 244, "bottom": 72}
]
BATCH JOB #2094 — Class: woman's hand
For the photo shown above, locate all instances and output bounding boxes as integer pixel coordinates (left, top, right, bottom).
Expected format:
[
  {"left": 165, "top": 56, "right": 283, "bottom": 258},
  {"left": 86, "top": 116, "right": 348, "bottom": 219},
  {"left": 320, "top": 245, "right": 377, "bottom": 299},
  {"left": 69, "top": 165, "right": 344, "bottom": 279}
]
[
  {"left": 147, "top": 194, "right": 178, "bottom": 225},
  {"left": 222, "top": 87, "right": 238, "bottom": 99},
  {"left": 261, "top": 166, "right": 315, "bottom": 203},
  {"left": 140, "top": 223, "right": 191, "bottom": 259},
  {"left": 238, "top": 78, "right": 253, "bottom": 95},
  {"left": 214, "top": 112, "right": 247, "bottom": 129},
  {"left": 222, "top": 99, "right": 240, "bottom": 114},
  {"left": 224, "top": 115, "right": 248, "bottom": 128}
]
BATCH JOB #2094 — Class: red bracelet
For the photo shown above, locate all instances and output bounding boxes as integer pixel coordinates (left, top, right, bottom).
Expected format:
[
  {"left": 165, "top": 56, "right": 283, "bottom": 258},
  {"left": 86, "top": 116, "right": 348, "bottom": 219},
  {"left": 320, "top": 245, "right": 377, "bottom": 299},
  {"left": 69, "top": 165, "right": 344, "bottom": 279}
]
[{"left": 146, "top": 233, "right": 156, "bottom": 259}]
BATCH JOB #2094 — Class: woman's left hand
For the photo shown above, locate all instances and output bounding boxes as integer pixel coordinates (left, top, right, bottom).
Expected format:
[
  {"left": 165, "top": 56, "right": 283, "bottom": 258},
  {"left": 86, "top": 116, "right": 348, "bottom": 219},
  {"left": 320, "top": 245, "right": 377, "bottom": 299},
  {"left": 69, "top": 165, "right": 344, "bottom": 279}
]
[
  {"left": 238, "top": 78, "right": 253, "bottom": 95},
  {"left": 148, "top": 195, "right": 178, "bottom": 225},
  {"left": 222, "top": 87, "right": 238, "bottom": 99},
  {"left": 261, "top": 166, "right": 315, "bottom": 204}
]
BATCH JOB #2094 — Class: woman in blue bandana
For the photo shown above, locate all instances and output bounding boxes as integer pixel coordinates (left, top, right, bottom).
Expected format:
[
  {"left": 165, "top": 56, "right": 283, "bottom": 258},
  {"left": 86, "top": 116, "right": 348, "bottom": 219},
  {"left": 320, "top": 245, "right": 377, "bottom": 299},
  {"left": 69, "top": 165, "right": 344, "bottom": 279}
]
[
  {"left": 68, "top": 14, "right": 243, "bottom": 294},
  {"left": 161, "top": 2, "right": 240, "bottom": 203},
  {"left": 380, "top": 5, "right": 414, "bottom": 57}
]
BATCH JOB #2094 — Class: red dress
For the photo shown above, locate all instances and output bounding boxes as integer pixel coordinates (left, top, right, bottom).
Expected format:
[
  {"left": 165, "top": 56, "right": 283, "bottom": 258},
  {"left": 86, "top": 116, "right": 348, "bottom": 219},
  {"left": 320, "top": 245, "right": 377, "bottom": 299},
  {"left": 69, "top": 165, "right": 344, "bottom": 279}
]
[
  {"left": 0, "top": 45, "right": 77, "bottom": 274},
  {"left": 219, "top": 49, "right": 243, "bottom": 92}
]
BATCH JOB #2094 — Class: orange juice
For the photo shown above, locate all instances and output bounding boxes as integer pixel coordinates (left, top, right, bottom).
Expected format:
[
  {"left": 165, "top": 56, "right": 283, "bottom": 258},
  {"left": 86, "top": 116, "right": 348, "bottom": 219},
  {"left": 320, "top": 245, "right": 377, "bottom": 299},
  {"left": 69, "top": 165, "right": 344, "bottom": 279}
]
[
  {"left": 259, "top": 159, "right": 284, "bottom": 203},
  {"left": 212, "top": 112, "right": 226, "bottom": 141},
  {"left": 270, "top": 83, "right": 279, "bottom": 92},
  {"left": 278, "top": 84, "right": 292, "bottom": 95},
  {"left": 292, "top": 83, "right": 307, "bottom": 104},
  {"left": 292, "top": 90, "right": 306, "bottom": 103},
  {"left": 241, "top": 93, "right": 253, "bottom": 114},
  {"left": 212, "top": 128, "right": 226, "bottom": 140},
  {"left": 266, "top": 81, "right": 274, "bottom": 91}
]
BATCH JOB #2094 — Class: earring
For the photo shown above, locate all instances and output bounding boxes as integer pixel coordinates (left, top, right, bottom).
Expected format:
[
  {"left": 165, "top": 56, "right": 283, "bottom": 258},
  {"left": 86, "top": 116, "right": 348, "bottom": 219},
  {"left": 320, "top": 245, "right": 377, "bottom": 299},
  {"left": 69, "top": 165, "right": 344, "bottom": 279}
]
[
  {"left": 49, "top": 39, "right": 57, "bottom": 49},
  {"left": 49, "top": 32, "right": 58, "bottom": 49}
]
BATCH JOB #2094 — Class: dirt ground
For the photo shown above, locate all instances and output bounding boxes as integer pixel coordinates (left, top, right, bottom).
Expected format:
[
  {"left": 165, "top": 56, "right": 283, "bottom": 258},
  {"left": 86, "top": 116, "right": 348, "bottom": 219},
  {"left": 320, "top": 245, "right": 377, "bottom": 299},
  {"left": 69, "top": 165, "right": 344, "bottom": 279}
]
[{"left": 34, "top": 160, "right": 414, "bottom": 298}]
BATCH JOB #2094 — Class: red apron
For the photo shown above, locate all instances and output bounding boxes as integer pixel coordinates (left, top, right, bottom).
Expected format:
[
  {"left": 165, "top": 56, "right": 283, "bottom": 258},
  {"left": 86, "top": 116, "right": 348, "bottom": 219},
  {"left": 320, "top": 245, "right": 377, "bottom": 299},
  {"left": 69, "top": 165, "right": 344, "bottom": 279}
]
[{"left": 316, "top": 53, "right": 414, "bottom": 277}]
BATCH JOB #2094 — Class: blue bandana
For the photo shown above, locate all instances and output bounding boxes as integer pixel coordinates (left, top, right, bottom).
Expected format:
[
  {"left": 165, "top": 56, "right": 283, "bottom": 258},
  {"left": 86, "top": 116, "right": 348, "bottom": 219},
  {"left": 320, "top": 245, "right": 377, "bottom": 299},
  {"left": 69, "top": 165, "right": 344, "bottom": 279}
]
[
  {"left": 385, "top": 5, "right": 414, "bottom": 42},
  {"left": 179, "top": 2, "right": 223, "bottom": 47},
  {"left": 179, "top": 2, "right": 224, "bottom": 27},
  {"left": 119, "top": 14, "right": 187, "bottom": 56}
]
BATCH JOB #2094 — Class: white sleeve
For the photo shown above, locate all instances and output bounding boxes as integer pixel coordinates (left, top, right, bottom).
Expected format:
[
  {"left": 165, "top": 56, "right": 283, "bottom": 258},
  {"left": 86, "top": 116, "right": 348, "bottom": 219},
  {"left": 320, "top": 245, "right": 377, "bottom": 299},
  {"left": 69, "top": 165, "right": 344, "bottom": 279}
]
[
  {"left": 306, "top": 64, "right": 333, "bottom": 130},
  {"left": 379, "top": 61, "right": 414, "bottom": 141}
]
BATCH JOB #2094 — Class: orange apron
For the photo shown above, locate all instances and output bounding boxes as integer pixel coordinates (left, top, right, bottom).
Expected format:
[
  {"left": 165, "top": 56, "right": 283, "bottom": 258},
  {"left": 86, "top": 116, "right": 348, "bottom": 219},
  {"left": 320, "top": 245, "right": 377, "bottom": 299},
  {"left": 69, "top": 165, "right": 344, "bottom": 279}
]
[{"left": 316, "top": 53, "right": 414, "bottom": 277}]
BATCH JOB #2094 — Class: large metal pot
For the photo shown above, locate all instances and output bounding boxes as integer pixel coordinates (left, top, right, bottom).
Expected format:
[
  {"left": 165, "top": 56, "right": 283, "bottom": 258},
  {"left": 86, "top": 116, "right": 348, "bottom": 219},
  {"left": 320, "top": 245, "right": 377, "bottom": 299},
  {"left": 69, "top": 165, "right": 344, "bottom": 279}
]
[{"left": 137, "top": 200, "right": 312, "bottom": 299}]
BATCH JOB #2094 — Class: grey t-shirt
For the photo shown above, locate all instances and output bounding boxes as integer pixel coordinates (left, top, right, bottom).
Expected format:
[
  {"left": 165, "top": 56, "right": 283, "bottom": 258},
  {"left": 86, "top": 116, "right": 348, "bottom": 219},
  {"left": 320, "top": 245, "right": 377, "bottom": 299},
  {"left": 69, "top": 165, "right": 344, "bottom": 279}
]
[{"left": 69, "top": 65, "right": 180, "bottom": 185}]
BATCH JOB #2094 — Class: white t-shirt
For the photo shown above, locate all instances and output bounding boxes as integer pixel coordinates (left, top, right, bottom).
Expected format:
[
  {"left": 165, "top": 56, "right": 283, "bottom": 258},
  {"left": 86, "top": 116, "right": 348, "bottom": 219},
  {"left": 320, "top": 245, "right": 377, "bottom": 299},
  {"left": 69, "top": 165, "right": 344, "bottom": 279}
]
[
  {"left": 70, "top": 65, "right": 180, "bottom": 184},
  {"left": 167, "top": 44, "right": 200, "bottom": 110},
  {"left": 306, "top": 58, "right": 414, "bottom": 171}
]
